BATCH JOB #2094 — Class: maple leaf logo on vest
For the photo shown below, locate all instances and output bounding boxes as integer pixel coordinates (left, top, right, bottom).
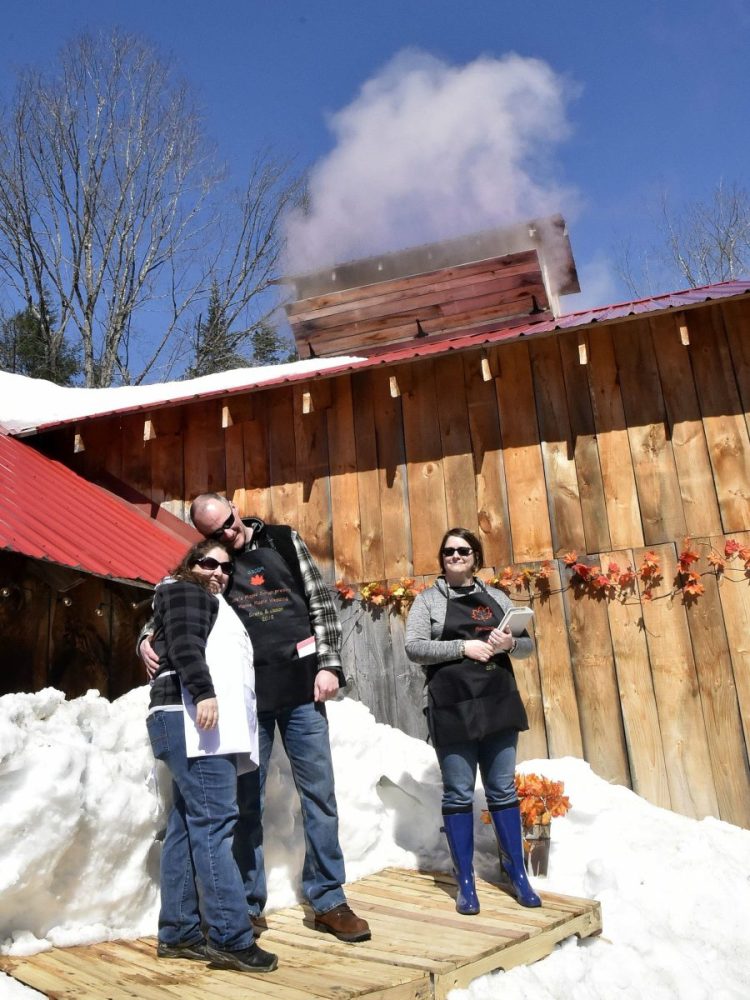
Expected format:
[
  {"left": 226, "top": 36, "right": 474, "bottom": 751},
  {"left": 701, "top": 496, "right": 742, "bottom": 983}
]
[
  {"left": 250, "top": 573, "right": 265, "bottom": 586},
  {"left": 471, "top": 605, "right": 492, "bottom": 621}
]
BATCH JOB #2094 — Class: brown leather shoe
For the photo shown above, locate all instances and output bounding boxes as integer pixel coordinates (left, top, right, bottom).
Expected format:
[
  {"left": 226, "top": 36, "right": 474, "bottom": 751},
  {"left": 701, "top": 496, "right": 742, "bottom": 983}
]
[{"left": 314, "top": 903, "right": 371, "bottom": 942}]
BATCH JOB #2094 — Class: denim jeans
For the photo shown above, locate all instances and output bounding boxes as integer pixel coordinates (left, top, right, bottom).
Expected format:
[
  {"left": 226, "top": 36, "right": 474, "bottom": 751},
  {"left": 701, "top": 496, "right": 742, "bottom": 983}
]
[
  {"left": 234, "top": 700, "right": 346, "bottom": 916},
  {"left": 436, "top": 729, "right": 518, "bottom": 812},
  {"left": 147, "top": 710, "right": 253, "bottom": 951}
]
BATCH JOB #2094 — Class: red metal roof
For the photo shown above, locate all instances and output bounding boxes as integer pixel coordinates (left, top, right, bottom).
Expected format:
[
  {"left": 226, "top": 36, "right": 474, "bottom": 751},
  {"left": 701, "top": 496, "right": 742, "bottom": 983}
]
[
  {"left": 0, "top": 433, "right": 196, "bottom": 586},
  {"left": 25, "top": 279, "right": 750, "bottom": 434}
]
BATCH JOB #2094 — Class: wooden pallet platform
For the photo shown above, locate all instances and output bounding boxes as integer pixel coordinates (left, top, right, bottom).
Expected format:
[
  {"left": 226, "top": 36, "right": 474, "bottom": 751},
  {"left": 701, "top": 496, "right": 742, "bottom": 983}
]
[{"left": 0, "top": 868, "right": 602, "bottom": 1000}]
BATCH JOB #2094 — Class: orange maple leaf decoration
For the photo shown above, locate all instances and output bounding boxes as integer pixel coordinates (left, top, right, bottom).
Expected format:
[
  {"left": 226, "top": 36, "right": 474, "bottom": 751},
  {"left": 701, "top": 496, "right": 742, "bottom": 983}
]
[
  {"left": 335, "top": 580, "right": 356, "bottom": 601},
  {"left": 682, "top": 571, "right": 705, "bottom": 597},
  {"left": 707, "top": 552, "right": 725, "bottom": 573},
  {"left": 250, "top": 573, "right": 265, "bottom": 586},
  {"left": 678, "top": 542, "right": 700, "bottom": 573},
  {"left": 563, "top": 551, "right": 578, "bottom": 567},
  {"left": 480, "top": 772, "right": 572, "bottom": 829},
  {"left": 725, "top": 539, "right": 741, "bottom": 558}
]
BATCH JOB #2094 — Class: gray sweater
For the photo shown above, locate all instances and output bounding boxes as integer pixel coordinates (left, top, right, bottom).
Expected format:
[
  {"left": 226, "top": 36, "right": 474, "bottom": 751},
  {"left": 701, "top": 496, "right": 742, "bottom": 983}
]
[{"left": 404, "top": 576, "right": 533, "bottom": 667}]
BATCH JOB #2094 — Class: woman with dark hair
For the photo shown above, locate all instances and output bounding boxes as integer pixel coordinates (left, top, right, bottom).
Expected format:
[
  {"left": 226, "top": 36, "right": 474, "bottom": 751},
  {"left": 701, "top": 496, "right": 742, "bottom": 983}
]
[
  {"left": 405, "top": 527, "right": 540, "bottom": 912},
  {"left": 146, "top": 538, "right": 278, "bottom": 974}
]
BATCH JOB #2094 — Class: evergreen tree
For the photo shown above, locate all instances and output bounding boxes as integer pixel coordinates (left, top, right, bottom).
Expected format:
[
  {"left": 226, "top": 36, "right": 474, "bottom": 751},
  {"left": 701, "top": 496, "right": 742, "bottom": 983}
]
[
  {"left": 251, "top": 323, "right": 298, "bottom": 366},
  {"left": 0, "top": 307, "right": 81, "bottom": 385},
  {"left": 186, "top": 283, "right": 250, "bottom": 378}
]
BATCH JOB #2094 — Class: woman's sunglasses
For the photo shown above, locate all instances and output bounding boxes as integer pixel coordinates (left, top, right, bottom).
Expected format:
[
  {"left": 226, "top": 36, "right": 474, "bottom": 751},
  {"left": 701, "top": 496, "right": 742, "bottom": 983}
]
[
  {"left": 442, "top": 546, "right": 473, "bottom": 557},
  {"left": 194, "top": 556, "right": 233, "bottom": 574}
]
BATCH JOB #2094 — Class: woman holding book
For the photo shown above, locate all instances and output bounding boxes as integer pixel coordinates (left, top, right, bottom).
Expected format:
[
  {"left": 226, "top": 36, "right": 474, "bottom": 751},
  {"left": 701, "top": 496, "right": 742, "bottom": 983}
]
[{"left": 404, "top": 527, "right": 539, "bottom": 912}]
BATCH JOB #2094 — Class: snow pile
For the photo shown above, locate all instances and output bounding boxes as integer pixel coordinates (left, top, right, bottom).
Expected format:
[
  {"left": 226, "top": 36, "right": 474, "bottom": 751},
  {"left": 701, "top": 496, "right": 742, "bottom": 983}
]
[{"left": 1, "top": 688, "right": 749, "bottom": 999}]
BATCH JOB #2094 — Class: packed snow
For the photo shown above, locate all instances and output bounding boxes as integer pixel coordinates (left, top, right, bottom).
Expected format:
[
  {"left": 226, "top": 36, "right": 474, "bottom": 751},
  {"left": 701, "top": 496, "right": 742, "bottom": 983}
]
[{"left": 1, "top": 688, "right": 748, "bottom": 999}]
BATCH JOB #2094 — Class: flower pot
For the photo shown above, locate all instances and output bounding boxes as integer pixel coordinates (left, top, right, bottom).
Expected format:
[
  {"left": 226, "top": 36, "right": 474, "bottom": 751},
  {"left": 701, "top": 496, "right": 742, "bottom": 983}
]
[{"left": 523, "top": 822, "right": 551, "bottom": 877}]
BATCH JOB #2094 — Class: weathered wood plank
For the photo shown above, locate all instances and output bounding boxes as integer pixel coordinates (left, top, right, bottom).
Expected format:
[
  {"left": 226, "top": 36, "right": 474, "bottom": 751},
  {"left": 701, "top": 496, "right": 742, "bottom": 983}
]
[
  {"left": 613, "top": 319, "right": 687, "bottom": 545},
  {"left": 529, "top": 336, "right": 587, "bottom": 555},
  {"left": 602, "top": 548, "right": 671, "bottom": 809},
  {"left": 557, "top": 331, "right": 611, "bottom": 554},
  {"left": 494, "top": 341, "right": 553, "bottom": 563},
  {"left": 586, "top": 326, "right": 644, "bottom": 549},
  {"left": 722, "top": 298, "right": 750, "bottom": 441},
  {"left": 241, "top": 415, "right": 273, "bottom": 522},
  {"left": 713, "top": 529, "right": 750, "bottom": 758},
  {"left": 433, "top": 355, "right": 480, "bottom": 531},
  {"left": 463, "top": 348, "right": 512, "bottom": 568},
  {"left": 513, "top": 614, "right": 549, "bottom": 763},
  {"left": 287, "top": 250, "right": 540, "bottom": 316},
  {"left": 401, "top": 361, "right": 449, "bottom": 575},
  {"left": 328, "top": 376, "right": 365, "bottom": 584},
  {"left": 293, "top": 385, "right": 333, "bottom": 581},
  {"left": 649, "top": 314, "right": 723, "bottom": 537},
  {"left": 371, "top": 370, "right": 412, "bottom": 579},
  {"left": 562, "top": 574, "right": 631, "bottom": 787},
  {"left": 686, "top": 305, "right": 750, "bottom": 532},
  {"left": 636, "top": 543, "right": 719, "bottom": 819},
  {"left": 684, "top": 539, "right": 750, "bottom": 827},
  {"left": 149, "top": 408, "right": 186, "bottom": 523},
  {"left": 267, "top": 387, "right": 300, "bottom": 528},
  {"left": 351, "top": 370, "right": 386, "bottom": 581},
  {"left": 183, "top": 400, "right": 226, "bottom": 501},
  {"left": 532, "top": 563, "right": 584, "bottom": 758}
]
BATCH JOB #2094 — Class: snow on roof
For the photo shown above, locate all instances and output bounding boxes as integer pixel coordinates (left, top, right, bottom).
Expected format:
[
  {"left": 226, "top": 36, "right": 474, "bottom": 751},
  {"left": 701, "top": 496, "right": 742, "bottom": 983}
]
[{"left": 2, "top": 279, "right": 748, "bottom": 437}]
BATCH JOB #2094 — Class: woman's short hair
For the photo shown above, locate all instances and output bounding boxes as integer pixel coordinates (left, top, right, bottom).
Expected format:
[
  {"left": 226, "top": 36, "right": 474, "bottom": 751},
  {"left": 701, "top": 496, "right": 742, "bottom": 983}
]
[
  {"left": 438, "top": 527, "right": 484, "bottom": 571},
  {"left": 169, "top": 539, "right": 233, "bottom": 589}
]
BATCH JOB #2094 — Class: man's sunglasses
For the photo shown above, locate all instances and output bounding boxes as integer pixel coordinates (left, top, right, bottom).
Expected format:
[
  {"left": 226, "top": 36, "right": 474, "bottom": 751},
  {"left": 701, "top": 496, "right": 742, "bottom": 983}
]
[
  {"left": 208, "top": 509, "right": 235, "bottom": 540},
  {"left": 442, "top": 546, "right": 473, "bottom": 557},
  {"left": 195, "top": 556, "right": 233, "bottom": 574}
]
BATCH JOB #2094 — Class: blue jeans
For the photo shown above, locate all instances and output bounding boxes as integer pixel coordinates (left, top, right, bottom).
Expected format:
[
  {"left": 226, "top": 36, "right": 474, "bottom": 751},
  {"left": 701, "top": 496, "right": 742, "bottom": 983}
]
[
  {"left": 436, "top": 729, "right": 518, "bottom": 813},
  {"left": 234, "top": 700, "right": 346, "bottom": 916},
  {"left": 147, "top": 710, "right": 253, "bottom": 951}
]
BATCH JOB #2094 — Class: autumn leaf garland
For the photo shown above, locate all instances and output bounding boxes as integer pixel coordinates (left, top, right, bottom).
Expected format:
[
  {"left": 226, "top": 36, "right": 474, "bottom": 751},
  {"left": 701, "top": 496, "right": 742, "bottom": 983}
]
[{"left": 334, "top": 538, "right": 750, "bottom": 613}]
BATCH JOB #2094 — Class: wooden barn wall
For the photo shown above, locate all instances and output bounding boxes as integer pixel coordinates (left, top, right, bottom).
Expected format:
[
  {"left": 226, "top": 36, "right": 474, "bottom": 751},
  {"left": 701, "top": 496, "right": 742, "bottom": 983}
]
[
  {"left": 34, "top": 297, "right": 750, "bottom": 828},
  {"left": 0, "top": 552, "right": 153, "bottom": 700}
]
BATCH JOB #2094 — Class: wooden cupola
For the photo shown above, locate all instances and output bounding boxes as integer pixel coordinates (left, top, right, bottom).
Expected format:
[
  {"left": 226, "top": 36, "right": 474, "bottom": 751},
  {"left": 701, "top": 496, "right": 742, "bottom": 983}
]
[{"left": 282, "top": 214, "right": 580, "bottom": 359}]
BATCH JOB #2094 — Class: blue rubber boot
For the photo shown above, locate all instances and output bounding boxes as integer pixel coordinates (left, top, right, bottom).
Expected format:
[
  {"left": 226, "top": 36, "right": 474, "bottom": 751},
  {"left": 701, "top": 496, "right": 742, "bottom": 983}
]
[
  {"left": 489, "top": 804, "right": 542, "bottom": 908},
  {"left": 442, "top": 812, "right": 480, "bottom": 915}
]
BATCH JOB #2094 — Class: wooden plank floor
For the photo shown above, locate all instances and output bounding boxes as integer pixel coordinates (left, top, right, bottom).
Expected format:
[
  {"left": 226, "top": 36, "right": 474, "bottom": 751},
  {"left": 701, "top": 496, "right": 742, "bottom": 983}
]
[{"left": 0, "top": 868, "right": 602, "bottom": 1000}]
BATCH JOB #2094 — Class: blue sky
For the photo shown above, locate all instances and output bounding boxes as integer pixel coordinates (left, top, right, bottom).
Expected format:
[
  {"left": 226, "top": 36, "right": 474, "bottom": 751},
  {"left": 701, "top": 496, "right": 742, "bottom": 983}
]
[{"left": 2, "top": 0, "right": 748, "bottom": 313}]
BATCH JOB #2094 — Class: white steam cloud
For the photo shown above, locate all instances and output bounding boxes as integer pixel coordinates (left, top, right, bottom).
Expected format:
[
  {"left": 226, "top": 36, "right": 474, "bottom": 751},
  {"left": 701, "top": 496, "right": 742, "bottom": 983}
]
[{"left": 285, "top": 50, "right": 579, "bottom": 273}]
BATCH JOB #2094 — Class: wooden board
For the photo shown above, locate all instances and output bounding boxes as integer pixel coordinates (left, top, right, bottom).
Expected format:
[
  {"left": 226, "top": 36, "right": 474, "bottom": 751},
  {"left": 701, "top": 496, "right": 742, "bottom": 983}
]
[
  {"left": 585, "top": 326, "right": 644, "bottom": 549},
  {"left": 636, "top": 543, "right": 719, "bottom": 819},
  {"left": 371, "top": 369, "right": 412, "bottom": 579},
  {"left": 714, "top": 530, "right": 750, "bottom": 755},
  {"left": 328, "top": 376, "right": 365, "bottom": 584},
  {"left": 684, "top": 539, "right": 750, "bottom": 827},
  {"left": 722, "top": 298, "right": 750, "bottom": 440},
  {"left": 531, "top": 564, "right": 584, "bottom": 758},
  {"left": 433, "top": 354, "right": 480, "bottom": 531},
  {"left": 351, "top": 370, "right": 386, "bottom": 581},
  {"left": 561, "top": 579, "right": 631, "bottom": 787},
  {"left": 463, "top": 348, "right": 512, "bottom": 568},
  {"left": 612, "top": 319, "right": 687, "bottom": 545},
  {"left": 293, "top": 385, "right": 334, "bottom": 582},
  {"left": 557, "top": 331, "right": 611, "bottom": 554},
  {"left": 494, "top": 341, "right": 553, "bottom": 563},
  {"left": 0, "top": 868, "right": 601, "bottom": 1000},
  {"left": 266, "top": 387, "right": 300, "bottom": 528},
  {"left": 686, "top": 305, "right": 750, "bottom": 532},
  {"left": 183, "top": 400, "right": 226, "bottom": 500},
  {"left": 529, "top": 336, "right": 586, "bottom": 555},
  {"left": 649, "top": 314, "right": 723, "bottom": 537},
  {"left": 401, "top": 361, "right": 449, "bottom": 575},
  {"left": 603, "top": 549, "right": 671, "bottom": 809}
]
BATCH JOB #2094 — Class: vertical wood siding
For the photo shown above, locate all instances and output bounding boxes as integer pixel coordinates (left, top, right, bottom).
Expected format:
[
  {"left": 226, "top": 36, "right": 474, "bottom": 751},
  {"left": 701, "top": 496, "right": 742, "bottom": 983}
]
[{"left": 37, "top": 297, "right": 750, "bottom": 828}]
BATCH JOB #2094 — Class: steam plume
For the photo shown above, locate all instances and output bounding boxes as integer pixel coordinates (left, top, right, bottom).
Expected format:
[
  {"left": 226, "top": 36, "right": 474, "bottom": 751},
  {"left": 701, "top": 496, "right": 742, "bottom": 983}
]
[{"left": 284, "top": 50, "right": 579, "bottom": 273}]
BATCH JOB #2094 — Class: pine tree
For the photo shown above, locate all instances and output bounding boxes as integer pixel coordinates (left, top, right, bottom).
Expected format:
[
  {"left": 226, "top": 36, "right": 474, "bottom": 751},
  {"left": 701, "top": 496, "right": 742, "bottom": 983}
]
[
  {"left": 186, "top": 283, "right": 250, "bottom": 378},
  {"left": 0, "top": 307, "right": 81, "bottom": 385}
]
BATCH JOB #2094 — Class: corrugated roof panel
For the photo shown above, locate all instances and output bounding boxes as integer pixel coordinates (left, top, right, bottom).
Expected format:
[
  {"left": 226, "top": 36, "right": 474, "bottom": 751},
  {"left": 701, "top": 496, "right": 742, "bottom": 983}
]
[{"left": 0, "top": 434, "right": 195, "bottom": 585}]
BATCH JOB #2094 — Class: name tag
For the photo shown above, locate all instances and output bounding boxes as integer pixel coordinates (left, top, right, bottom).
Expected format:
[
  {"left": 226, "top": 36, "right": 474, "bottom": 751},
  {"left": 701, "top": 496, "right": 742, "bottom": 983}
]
[{"left": 296, "top": 636, "right": 316, "bottom": 658}]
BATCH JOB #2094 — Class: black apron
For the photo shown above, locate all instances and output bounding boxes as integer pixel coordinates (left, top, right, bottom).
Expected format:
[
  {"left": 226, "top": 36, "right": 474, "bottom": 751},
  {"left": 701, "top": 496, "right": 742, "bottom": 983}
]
[
  {"left": 227, "top": 547, "right": 318, "bottom": 712},
  {"left": 426, "top": 588, "right": 528, "bottom": 747}
]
